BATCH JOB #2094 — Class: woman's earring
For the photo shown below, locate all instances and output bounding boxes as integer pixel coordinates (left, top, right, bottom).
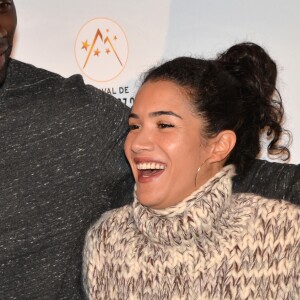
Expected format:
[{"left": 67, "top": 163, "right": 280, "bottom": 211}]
[
  {"left": 194, "top": 157, "right": 210, "bottom": 187},
  {"left": 194, "top": 166, "right": 201, "bottom": 187}
]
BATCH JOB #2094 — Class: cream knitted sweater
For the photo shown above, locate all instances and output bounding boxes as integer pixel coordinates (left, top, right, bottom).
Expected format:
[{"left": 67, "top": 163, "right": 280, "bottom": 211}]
[{"left": 83, "top": 166, "right": 300, "bottom": 300}]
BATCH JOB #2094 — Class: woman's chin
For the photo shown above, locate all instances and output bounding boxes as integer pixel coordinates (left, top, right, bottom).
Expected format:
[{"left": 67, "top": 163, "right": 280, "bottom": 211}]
[{"left": 137, "top": 195, "right": 157, "bottom": 208}]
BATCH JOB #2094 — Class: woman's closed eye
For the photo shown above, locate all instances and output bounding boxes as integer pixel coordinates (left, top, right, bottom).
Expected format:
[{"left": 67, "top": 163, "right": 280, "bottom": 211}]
[
  {"left": 128, "top": 124, "right": 140, "bottom": 131},
  {"left": 158, "top": 123, "right": 175, "bottom": 129}
]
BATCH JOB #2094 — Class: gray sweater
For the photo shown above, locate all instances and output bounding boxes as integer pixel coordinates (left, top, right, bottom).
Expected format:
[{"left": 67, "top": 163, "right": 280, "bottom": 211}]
[
  {"left": 233, "top": 159, "right": 300, "bottom": 205},
  {"left": 0, "top": 59, "right": 133, "bottom": 299}
]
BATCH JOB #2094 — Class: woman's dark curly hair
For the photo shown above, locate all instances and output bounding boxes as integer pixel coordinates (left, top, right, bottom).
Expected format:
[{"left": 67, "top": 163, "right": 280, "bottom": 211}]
[{"left": 142, "top": 42, "right": 291, "bottom": 174}]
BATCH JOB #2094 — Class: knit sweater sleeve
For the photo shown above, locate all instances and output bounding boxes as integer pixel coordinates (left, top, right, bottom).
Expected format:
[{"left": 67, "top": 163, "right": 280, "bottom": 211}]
[
  {"left": 82, "top": 213, "right": 107, "bottom": 299},
  {"left": 82, "top": 207, "right": 130, "bottom": 299},
  {"left": 292, "top": 208, "right": 300, "bottom": 294},
  {"left": 234, "top": 193, "right": 300, "bottom": 297},
  {"left": 277, "top": 200, "right": 300, "bottom": 295},
  {"left": 282, "top": 201, "right": 300, "bottom": 295}
]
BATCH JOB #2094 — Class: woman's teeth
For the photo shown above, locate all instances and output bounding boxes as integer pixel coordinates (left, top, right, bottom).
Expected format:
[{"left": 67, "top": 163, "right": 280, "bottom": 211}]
[{"left": 136, "top": 162, "right": 165, "bottom": 170}]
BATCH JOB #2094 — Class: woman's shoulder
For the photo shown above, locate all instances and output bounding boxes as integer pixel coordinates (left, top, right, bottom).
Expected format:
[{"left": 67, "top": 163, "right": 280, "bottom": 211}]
[
  {"left": 83, "top": 206, "right": 131, "bottom": 264},
  {"left": 235, "top": 192, "right": 300, "bottom": 217},
  {"left": 87, "top": 205, "right": 132, "bottom": 238},
  {"left": 234, "top": 192, "right": 300, "bottom": 240}
]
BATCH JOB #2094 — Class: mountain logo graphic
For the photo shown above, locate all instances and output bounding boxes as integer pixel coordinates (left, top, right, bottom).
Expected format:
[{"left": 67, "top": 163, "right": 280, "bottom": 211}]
[{"left": 75, "top": 18, "right": 128, "bottom": 82}]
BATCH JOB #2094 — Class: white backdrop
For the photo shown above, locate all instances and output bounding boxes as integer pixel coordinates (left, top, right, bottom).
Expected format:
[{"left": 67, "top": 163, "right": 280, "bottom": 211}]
[{"left": 12, "top": 0, "right": 300, "bottom": 164}]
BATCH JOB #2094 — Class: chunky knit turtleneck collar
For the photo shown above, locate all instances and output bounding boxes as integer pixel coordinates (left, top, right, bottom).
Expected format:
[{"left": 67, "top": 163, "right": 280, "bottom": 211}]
[{"left": 132, "top": 165, "right": 249, "bottom": 246}]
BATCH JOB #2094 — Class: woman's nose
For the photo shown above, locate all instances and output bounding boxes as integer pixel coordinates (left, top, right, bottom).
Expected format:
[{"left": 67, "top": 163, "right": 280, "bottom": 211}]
[{"left": 130, "top": 129, "right": 154, "bottom": 153}]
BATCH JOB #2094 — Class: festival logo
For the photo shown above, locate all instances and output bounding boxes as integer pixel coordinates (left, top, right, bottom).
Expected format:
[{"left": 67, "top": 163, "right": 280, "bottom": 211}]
[{"left": 75, "top": 18, "right": 128, "bottom": 82}]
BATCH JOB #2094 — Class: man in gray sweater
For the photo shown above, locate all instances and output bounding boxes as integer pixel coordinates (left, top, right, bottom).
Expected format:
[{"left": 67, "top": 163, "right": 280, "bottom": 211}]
[
  {"left": 0, "top": 2, "right": 134, "bottom": 299},
  {"left": 0, "top": 1, "right": 299, "bottom": 299}
]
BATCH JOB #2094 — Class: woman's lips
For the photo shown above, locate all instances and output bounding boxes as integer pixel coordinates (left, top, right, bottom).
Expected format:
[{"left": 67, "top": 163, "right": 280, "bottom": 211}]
[
  {"left": 138, "top": 169, "right": 165, "bottom": 183},
  {"left": 137, "top": 168, "right": 165, "bottom": 183},
  {"left": 134, "top": 160, "right": 166, "bottom": 183}
]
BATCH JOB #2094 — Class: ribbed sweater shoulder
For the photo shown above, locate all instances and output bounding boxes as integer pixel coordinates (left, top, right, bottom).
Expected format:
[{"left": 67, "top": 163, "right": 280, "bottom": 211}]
[
  {"left": 233, "top": 192, "right": 300, "bottom": 254},
  {"left": 2, "top": 59, "right": 129, "bottom": 124},
  {"left": 234, "top": 191, "right": 300, "bottom": 226},
  {"left": 84, "top": 204, "right": 133, "bottom": 255}
]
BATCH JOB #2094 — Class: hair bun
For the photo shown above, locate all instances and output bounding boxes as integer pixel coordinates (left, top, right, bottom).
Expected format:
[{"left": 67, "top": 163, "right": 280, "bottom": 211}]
[{"left": 217, "top": 42, "right": 277, "bottom": 99}]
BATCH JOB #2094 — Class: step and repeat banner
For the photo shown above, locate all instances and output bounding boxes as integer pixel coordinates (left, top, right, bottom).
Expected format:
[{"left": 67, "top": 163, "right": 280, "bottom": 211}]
[{"left": 12, "top": 0, "right": 300, "bottom": 163}]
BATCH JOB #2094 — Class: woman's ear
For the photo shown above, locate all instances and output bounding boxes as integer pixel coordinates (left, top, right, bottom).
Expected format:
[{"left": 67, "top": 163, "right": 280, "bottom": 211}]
[{"left": 207, "top": 130, "right": 236, "bottom": 163}]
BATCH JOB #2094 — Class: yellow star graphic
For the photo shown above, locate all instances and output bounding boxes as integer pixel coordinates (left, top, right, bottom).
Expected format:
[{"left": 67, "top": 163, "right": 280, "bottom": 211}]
[
  {"left": 105, "top": 48, "right": 111, "bottom": 54},
  {"left": 113, "top": 35, "right": 117, "bottom": 41},
  {"left": 81, "top": 40, "right": 90, "bottom": 51},
  {"left": 94, "top": 48, "right": 100, "bottom": 56}
]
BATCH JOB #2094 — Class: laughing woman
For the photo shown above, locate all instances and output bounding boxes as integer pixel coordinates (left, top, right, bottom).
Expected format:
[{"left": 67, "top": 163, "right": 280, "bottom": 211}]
[{"left": 83, "top": 43, "right": 300, "bottom": 300}]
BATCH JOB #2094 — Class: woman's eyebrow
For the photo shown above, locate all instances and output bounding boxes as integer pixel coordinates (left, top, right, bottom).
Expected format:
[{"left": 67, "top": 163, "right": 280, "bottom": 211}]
[
  {"left": 128, "top": 113, "right": 139, "bottom": 119},
  {"left": 128, "top": 110, "right": 183, "bottom": 120},
  {"left": 149, "top": 111, "right": 182, "bottom": 119}
]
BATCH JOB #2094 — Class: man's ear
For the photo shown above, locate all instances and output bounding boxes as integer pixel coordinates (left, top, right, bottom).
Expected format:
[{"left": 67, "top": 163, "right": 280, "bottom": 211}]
[{"left": 207, "top": 130, "right": 236, "bottom": 163}]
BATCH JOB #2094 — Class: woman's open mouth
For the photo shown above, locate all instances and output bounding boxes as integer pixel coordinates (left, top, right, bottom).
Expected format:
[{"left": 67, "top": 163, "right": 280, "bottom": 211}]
[{"left": 136, "top": 162, "right": 166, "bottom": 181}]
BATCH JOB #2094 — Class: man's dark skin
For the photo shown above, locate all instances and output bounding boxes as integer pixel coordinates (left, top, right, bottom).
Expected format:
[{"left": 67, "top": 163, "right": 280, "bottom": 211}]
[
  {"left": 0, "top": 0, "right": 16, "bottom": 84},
  {"left": 0, "top": 0, "right": 299, "bottom": 299}
]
